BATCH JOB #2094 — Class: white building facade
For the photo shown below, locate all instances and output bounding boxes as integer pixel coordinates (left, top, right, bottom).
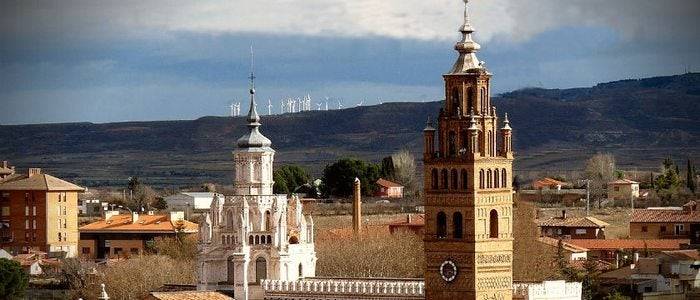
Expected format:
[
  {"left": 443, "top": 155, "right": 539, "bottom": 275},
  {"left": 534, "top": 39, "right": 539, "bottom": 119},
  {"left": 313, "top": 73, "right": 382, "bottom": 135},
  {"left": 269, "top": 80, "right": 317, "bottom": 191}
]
[
  {"left": 197, "top": 82, "right": 316, "bottom": 300},
  {"left": 165, "top": 192, "right": 224, "bottom": 212}
]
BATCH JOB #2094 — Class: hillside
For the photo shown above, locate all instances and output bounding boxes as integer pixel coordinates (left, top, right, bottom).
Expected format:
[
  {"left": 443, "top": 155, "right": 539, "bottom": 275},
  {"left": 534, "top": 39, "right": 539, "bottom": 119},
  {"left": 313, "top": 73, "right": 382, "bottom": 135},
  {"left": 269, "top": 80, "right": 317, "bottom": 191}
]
[{"left": 1, "top": 73, "right": 698, "bottom": 187}]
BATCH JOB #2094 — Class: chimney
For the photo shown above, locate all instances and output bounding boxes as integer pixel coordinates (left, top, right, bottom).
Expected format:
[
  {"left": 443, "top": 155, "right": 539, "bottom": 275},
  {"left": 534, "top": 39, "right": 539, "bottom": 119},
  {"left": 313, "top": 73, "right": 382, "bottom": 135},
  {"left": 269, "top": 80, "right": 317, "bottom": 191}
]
[
  {"left": 132, "top": 212, "right": 139, "bottom": 223},
  {"left": 407, "top": 214, "right": 412, "bottom": 224},
  {"left": 28, "top": 168, "right": 42, "bottom": 177},
  {"left": 562, "top": 210, "right": 567, "bottom": 219},
  {"left": 170, "top": 211, "right": 184, "bottom": 222},
  {"left": 104, "top": 210, "right": 120, "bottom": 221},
  {"left": 634, "top": 252, "right": 639, "bottom": 264},
  {"left": 2, "top": 161, "right": 6, "bottom": 169},
  {"left": 353, "top": 178, "right": 362, "bottom": 235}
]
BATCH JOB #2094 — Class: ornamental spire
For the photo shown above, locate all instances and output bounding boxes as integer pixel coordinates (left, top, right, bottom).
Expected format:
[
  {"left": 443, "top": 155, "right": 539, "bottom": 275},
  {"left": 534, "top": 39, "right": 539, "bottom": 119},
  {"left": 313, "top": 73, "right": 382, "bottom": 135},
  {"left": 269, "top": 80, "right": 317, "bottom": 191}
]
[
  {"left": 247, "top": 45, "right": 260, "bottom": 125},
  {"left": 237, "top": 44, "right": 272, "bottom": 148},
  {"left": 502, "top": 113, "right": 512, "bottom": 130},
  {"left": 448, "top": 0, "right": 483, "bottom": 74}
]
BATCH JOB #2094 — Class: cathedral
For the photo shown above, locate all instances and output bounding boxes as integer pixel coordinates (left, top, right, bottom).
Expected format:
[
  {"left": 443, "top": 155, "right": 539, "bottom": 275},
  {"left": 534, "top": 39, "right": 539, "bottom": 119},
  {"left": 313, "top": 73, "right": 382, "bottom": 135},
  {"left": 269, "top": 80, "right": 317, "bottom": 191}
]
[
  {"left": 197, "top": 75, "right": 317, "bottom": 300},
  {"left": 422, "top": 0, "right": 514, "bottom": 299}
]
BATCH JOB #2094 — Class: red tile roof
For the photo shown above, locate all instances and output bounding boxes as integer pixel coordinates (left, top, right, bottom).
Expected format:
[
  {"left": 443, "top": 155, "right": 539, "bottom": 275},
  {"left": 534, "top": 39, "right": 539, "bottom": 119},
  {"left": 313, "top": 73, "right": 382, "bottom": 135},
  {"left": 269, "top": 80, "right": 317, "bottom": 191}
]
[
  {"left": 538, "top": 216, "right": 609, "bottom": 228},
  {"left": 389, "top": 214, "right": 425, "bottom": 226},
  {"left": 79, "top": 214, "right": 198, "bottom": 233},
  {"left": 566, "top": 239, "right": 689, "bottom": 251},
  {"left": 609, "top": 179, "right": 639, "bottom": 185},
  {"left": 0, "top": 173, "right": 84, "bottom": 191},
  {"left": 630, "top": 208, "right": 700, "bottom": 223},
  {"left": 537, "top": 237, "right": 589, "bottom": 252},
  {"left": 660, "top": 249, "right": 700, "bottom": 261},
  {"left": 376, "top": 178, "right": 403, "bottom": 188},
  {"left": 533, "top": 178, "right": 568, "bottom": 188}
]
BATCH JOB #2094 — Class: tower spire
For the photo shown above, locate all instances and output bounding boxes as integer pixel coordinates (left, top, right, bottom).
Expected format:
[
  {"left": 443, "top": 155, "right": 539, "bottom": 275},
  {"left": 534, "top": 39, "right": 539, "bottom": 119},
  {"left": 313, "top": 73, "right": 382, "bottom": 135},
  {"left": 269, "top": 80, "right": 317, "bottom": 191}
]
[
  {"left": 237, "top": 44, "right": 271, "bottom": 149},
  {"left": 448, "top": 0, "right": 483, "bottom": 74}
]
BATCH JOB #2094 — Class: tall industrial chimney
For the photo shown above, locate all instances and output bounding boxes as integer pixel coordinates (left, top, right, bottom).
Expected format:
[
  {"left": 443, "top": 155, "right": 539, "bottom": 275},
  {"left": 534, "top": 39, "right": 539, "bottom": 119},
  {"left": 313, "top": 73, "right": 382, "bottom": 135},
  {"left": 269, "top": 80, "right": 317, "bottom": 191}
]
[{"left": 353, "top": 177, "right": 362, "bottom": 235}]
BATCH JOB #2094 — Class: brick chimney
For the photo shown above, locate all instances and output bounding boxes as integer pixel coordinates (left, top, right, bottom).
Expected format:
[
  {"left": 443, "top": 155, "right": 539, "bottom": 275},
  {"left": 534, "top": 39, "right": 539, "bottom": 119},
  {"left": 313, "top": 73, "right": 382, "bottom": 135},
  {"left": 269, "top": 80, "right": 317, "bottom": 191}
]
[
  {"left": 407, "top": 214, "right": 412, "bottom": 224},
  {"left": 353, "top": 178, "right": 362, "bottom": 235},
  {"left": 561, "top": 210, "right": 567, "bottom": 219},
  {"left": 28, "top": 168, "right": 42, "bottom": 177}
]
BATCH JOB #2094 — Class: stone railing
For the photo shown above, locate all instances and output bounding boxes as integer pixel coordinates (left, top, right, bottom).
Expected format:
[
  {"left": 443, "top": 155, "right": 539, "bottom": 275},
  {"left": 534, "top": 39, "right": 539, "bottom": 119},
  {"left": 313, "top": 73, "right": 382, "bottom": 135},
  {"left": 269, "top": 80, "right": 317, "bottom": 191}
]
[
  {"left": 262, "top": 278, "right": 424, "bottom": 299},
  {"left": 513, "top": 280, "right": 582, "bottom": 300}
]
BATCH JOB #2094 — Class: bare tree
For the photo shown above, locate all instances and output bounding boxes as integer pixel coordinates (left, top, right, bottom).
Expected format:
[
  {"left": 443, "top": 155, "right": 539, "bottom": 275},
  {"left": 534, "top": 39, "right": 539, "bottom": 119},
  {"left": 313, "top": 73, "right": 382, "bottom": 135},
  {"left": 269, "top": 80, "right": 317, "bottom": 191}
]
[
  {"left": 391, "top": 150, "right": 418, "bottom": 196},
  {"left": 584, "top": 153, "right": 616, "bottom": 209}
]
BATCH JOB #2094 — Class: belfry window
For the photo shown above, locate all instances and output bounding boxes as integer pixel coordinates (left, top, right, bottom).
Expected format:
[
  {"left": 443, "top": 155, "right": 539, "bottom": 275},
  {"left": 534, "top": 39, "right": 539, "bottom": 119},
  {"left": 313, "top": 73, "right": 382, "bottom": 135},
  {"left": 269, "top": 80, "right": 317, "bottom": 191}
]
[
  {"left": 489, "top": 209, "right": 499, "bottom": 238},
  {"left": 486, "top": 169, "right": 492, "bottom": 188},
  {"left": 448, "top": 131, "right": 456, "bottom": 157},
  {"left": 450, "top": 169, "right": 458, "bottom": 190},
  {"left": 467, "top": 87, "right": 474, "bottom": 113},
  {"left": 451, "top": 87, "right": 460, "bottom": 115},
  {"left": 502, "top": 169, "right": 507, "bottom": 188},
  {"left": 494, "top": 169, "right": 500, "bottom": 188},
  {"left": 255, "top": 257, "right": 267, "bottom": 283},
  {"left": 479, "top": 169, "right": 484, "bottom": 189},
  {"left": 441, "top": 169, "right": 448, "bottom": 189},
  {"left": 437, "top": 212, "right": 447, "bottom": 238},
  {"left": 461, "top": 169, "right": 468, "bottom": 190},
  {"left": 453, "top": 212, "right": 463, "bottom": 239},
  {"left": 431, "top": 169, "right": 439, "bottom": 190}
]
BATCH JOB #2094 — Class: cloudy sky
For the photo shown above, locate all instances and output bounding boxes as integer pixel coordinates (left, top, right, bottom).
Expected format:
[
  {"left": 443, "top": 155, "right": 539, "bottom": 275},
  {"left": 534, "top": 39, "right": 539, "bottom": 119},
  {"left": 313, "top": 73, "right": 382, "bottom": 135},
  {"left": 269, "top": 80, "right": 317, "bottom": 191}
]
[{"left": 1, "top": 0, "right": 699, "bottom": 124}]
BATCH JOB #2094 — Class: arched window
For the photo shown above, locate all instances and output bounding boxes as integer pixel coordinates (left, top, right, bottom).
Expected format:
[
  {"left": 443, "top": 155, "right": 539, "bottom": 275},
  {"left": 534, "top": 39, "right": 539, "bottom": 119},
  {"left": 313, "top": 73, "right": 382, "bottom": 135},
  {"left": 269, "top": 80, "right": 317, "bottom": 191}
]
[
  {"left": 431, "top": 169, "right": 438, "bottom": 190},
  {"left": 222, "top": 236, "right": 227, "bottom": 244},
  {"left": 486, "top": 169, "right": 492, "bottom": 188},
  {"left": 249, "top": 235, "right": 254, "bottom": 245},
  {"left": 460, "top": 130, "right": 468, "bottom": 151},
  {"left": 227, "top": 210, "right": 234, "bottom": 229},
  {"left": 451, "top": 87, "right": 460, "bottom": 115},
  {"left": 479, "top": 169, "right": 484, "bottom": 189},
  {"left": 264, "top": 211, "right": 271, "bottom": 231},
  {"left": 448, "top": 131, "right": 456, "bottom": 157},
  {"left": 461, "top": 169, "right": 468, "bottom": 190},
  {"left": 450, "top": 169, "right": 458, "bottom": 190},
  {"left": 453, "top": 212, "right": 463, "bottom": 239},
  {"left": 481, "top": 87, "right": 487, "bottom": 113},
  {"left": 467, "top": 87, "right": 474, "bottom": 113},
  {"left": 255, "top": 235, "right": 260, "bottom": 245},
  {"left": 441, "top": 169, "right": 448, "bottom": 190},
  {"left": 289, "top": 236, "right": 299, "bottom": 244},
  {"left": 494, "top": 169, "right": 500, "bottom": 188},
  {"left": 502, "top": 169, "right": 507, "bottom": 188},
  {"left": 255, "top": 257, "right": 267, "bottom": 283},
  {"left": 267, "top": 235, "right": 272, "bottom": 244},
  {"left": 299, "top": 263, "right": 304, "bottom": 278},
  {"left": 489, "top": 209, "right": 499, "bottom": 238},
  {"left": 437, "top": 212, "right": 447, "bottom": 238}
]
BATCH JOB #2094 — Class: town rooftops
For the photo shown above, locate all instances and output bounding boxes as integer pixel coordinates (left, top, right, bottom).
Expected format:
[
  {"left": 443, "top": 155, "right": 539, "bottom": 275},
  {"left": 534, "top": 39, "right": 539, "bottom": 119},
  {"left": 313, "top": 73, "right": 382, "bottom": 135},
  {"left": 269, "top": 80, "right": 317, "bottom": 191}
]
[
  {"left": 533, "top": 177, "right": 568, "bottom": 189},
  {"left": 537, "top": 237, "right": 589, "bottom": 253},
  {"left": 376, "top": 178, "right": 403, "bottom": 188},
  {"left": 630, "top": 208, "right": 700, "bottom": 223},
  {"left": 538, "top": 216, "right": 609, "bottom": 228},
  {"left": 0, "top": 168, "right": 84, "bottom": 192},
  {"left": 659, "top": 249, "right": 700, "bottom": 261},
  {"left": 80, "top": 213, "right": 198, "bottom": 234},
  {"left": 566, "top": 239, "right": 689, "bottom": 251},
  {"left": 608, "top": 179, "right": 639, "bottom": 185},
  {"left": 147, "top": 291, "right": 234, "bottom": 300}
]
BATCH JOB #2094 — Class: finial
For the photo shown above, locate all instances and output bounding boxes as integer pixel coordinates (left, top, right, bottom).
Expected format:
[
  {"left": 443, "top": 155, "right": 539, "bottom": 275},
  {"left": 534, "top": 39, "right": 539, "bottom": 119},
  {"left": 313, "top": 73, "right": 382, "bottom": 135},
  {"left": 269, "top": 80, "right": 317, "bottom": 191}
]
[
  {"left": 502, "top": 113, "right": 512, "bottom": 130},
  {"left": 463, "top": 0, "right": 469, "bottom": 25},
  {"left": 424, "top": 116, "right": 436, "bottom": 131},
  {"left": 98, "top": 283, "right": 110, "bottom": 300},
  {"left": 246, "top": 44, "right": 260, "bottom": 124},
  {"left": 249, "top": 44, "right": 256, "bottom": 95},
  {"left": 468, "top": 112, "right": 478, "bottom": 131}
]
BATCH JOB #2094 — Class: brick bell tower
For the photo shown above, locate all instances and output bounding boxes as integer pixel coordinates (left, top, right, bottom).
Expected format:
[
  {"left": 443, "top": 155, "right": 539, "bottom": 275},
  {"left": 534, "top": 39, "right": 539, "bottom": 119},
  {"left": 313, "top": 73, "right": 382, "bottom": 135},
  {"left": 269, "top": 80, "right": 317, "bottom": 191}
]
[{"left": 423, "top": 0, "right": 514, "bottom": 299}]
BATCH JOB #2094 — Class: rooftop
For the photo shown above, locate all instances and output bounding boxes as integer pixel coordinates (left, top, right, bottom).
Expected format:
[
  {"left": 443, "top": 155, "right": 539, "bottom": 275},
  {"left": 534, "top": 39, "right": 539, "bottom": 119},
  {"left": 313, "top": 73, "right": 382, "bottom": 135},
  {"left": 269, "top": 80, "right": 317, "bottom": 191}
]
[
  {"left": 659, "top": 249, "right": 700, "bottom": 261},
  {"left": 376, "top": 178, "right": 403, "bottom": 188},
  {"left": 630, "top": 208, "right": 700, "bottom": 223},
  {"left": 80, "top": 213, "right": 198, "bottom": 233},
  {"left": 147, "top": 291, "right": 233, "bottom": 300},
  {"left": 538, "top": 216, "right": 609, "bottom": 228},
  {"left": 609, "top": 179, "right": 639, "bottom": 185},
  {"left": 0, "top": 169, "right": 84, "bottom": 192},
  {"left": 566, "top": 239, "right": 689, "bottom": 251}
]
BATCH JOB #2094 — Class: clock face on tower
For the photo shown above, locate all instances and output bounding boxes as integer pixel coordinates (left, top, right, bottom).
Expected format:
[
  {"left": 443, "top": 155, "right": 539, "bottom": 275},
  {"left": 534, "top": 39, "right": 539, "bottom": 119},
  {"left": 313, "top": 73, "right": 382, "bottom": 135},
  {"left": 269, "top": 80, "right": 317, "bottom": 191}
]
[{"left": 439, "top": 260, "right": 457, "bottom": 282}]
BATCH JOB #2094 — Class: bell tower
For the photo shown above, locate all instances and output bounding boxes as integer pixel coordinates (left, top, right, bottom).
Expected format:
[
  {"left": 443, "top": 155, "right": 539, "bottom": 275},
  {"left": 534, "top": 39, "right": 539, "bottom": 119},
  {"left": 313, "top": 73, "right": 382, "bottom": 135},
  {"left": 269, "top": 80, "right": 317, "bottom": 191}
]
[{"left": 423, "top": 1, "right": 515, "bottom": 299}]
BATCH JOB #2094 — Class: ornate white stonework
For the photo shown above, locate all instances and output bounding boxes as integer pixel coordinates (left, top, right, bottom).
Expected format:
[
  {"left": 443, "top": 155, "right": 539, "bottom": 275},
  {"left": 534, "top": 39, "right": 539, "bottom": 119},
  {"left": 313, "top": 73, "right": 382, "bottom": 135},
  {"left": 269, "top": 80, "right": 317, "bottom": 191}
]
[{"left": 197, "top": 75, "right": 316, "bottom": 300}]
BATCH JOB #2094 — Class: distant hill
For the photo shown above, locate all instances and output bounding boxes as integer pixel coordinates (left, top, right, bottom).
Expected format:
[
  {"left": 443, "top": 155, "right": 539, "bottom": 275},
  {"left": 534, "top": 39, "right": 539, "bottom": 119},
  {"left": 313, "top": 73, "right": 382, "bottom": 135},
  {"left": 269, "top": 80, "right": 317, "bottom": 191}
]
[{"left": 1, "top": 73, "right": 698, "bottom": 187}]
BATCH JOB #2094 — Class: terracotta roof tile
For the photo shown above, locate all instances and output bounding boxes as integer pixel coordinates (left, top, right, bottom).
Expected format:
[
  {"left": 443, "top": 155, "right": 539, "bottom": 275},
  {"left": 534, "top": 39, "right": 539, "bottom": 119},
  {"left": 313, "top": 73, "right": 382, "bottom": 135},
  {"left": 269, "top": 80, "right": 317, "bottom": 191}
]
[
  {"left": 376, "top": 178, "right": 403, "bottom": 188},
  {"left": 537, "top": 237, "right": 589, "bottom": 252},
  {"left": 148, "top": 291, "right": 234, "bottom": 300},
  {"left": 609, "top": 179, "right": 639, "bottom": 185},
  {"left": 660, "top": 249, "right": 700, "bottom": 261},
  {"left": 566, "top": 239, "right": 689, "bottom": 251},
  {"left": 79, "top": 214, "right": 198, "bottom": 233},
  {"left": 630, "top": 208, "right": 700, "bottom": 223},
  {"left": 538, "top": 216, "right": 609, "bottom": 228},
  {"left": 0, "top": 173, "right": 84, "bottom": 191}
]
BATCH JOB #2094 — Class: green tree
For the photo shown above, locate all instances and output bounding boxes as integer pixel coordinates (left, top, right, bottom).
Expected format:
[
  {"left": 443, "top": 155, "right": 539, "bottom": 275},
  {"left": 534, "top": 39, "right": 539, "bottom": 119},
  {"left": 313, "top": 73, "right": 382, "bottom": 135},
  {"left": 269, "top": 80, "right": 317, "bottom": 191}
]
[
  {"left": 273, "top": 165, "right": 311, "bottom": 195},
  {"left": 687, "top": 159, "right": 696, "bottom": 193},
  {"left": 0, "top": 258, "right": 28, "bottom": 299},
  {"left": 151, "top": 197, "right": 168, "bottom": 210},
  {"left": 655, "top": 157, "right": 684, "bottom": 204},
  {"left": 322, "top": 158, "right": 381, "bottom": 197}
]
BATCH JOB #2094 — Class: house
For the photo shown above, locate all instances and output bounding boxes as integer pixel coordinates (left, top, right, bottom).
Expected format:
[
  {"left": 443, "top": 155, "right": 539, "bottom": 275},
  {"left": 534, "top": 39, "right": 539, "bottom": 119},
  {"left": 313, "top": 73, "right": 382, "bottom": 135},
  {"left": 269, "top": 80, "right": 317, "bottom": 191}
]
[
  {"left": 0, "top": 161, "right": 15, "bottom": 179},
  {"left": 565, "top": 239, "right": 690, "bottom": 266},
  {"left": 375, "top": 178, "right": 404, "bottom": 198},
  {"left": 533, "top": 177, "right": 569, "bottom": 190},
  {"left": 537, "top": 210, "right": 609, "bottom": 239},
  {"left": 630, "top": 203, "right": 700, "bottom": 242},
  {"left": 78, "top": 199, "right": 108, "bottom": 217},
  {"left": 163, "top": 192, "right": 223, "bottom": 213},
  {"left": 537, "top": 236, "right": 589, "bottom": 261},
  {"left": 388, "top": 214, "right": 425, "bottom": 235},
  {"left": 79, "top": 211, "right": 197, "bottom": 259},
  {"left": 608, "top": 179, "right": 640, "bottom": 201},
  {"left": 0, "top": 168, "right": 85, "bottom": 257}
]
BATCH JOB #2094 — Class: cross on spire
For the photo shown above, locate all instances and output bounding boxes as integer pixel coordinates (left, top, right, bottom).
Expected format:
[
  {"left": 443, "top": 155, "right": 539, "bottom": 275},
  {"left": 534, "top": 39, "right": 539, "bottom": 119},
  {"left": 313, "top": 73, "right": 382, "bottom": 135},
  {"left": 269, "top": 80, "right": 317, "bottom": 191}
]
[{"left": 249, "top": 45, "right": 256, "bottom": 94}]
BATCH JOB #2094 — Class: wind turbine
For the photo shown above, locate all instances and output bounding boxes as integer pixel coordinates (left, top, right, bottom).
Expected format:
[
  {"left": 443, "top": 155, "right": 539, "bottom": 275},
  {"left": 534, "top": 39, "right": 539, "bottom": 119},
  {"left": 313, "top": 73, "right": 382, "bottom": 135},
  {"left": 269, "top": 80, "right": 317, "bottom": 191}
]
[
  {"left": 357, "top": 99, "right": 364, "bottom": 107},
  {"left": 337, "top": 99, "right": 343, "bottom": 110},
  {"left": 228, "top": 102, "right": 235, "bottom": 117},
  {"left": 316, "top": 103, "right": 323, "bottom": 111},
  {"left": 267, "top": 98, "right": 273, "bottom": 115},
  {"left": 324, "top": 97, "right": 329, "bottom": 111}
]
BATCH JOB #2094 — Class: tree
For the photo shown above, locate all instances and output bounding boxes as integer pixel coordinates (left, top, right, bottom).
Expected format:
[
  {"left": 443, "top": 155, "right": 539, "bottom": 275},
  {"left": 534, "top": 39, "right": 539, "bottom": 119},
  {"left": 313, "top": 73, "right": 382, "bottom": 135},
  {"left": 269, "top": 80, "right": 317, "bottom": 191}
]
[
  {"left": 151, "top": 197, "right": 168, "bottom": 210},
  {"left": 273, "top": 165, "right": 311, "bottom": 195},
  {"left": 655, "top": 157, "right": 685, "bottom": 205},
  {"left": 383, "top": 150, "right": 418, "bottom": 196},
  {"left": 0, "top": 258, "right": 28, "bottom": 299},
  {"left": 584, "top": 153, "right": 616, "bottom": 209},
  {"left": 687, "top": 159, "right": 696, "bottom": 194},
  {"left": 322, "top": 158, "right": 381, "bottom": 197}
]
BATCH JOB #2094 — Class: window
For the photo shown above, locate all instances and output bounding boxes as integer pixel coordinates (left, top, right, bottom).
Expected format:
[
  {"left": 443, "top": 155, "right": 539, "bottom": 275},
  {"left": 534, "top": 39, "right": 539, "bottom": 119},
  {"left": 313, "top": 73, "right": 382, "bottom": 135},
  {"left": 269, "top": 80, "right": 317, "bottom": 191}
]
[
  {"left": 82, "top": 247, "right": 90, "bottom": 254},
  {"left": 453, "top": 212, "right": 463, "bottom": 239},
  {"left": 448, "top": 131, "right": 456, "bottom": 156},
  {"left": 461, "top": 169, "right": 469, "bottom": 190},
  {"left": 501, "top": 169, "right": 507, "bottom": 188},
  {"left": 467, "top": 87, "right": 474, "bottom": 112},
  {"left": 451, "top": 87, "right": 460, "bottom": 114},
  {"left": 255, "top": 257, "right": 267, "bottom": 283},
  {"left": 249, "top": 235, "right": 254, "bottom": 245},
  {"left": 130, "top": 248, "right": 139, "bottom": 254},
  {"left": 25, "top": 220, "right": 29, "bottom": 229},
  {"left": 437, "top": 212, "right": 447, "bottom": 239},
  {"left": 264, "top": 211, "right": 271, "bottom": 231},
  {"left": 642, "top": 226, "right": 648, "bottom": 232},
  {"left": 660, "top": 226, "right": 667, "bottom": 232},
  {"left": 575, "top": 229, "right": 587, "bottom": 235},
  {"left": 63, "top": 206, "right": 66, "bottom": 215},
  {"left": 1, "top": 206, "right": 9, "bottom": 216},
  {"left": 479, "top": 169, "right": 484, "bottom": 189},
  {"left": 450, "top": 169, "right": 458, "bottom": 190},
  {"left": 489, "top": 210, "right": 499, "bottom": 238},
  {"left": 299, "top": 263, "right": 304, "bottom": 278},
  {"left": 486, "top": 169, "right": 492, "bottom": 188},
  {"left": 63, "top": 219, "right": 67, "bottom": 229},
  {"left": 114, "top": 248, "right": 123, "bottom": 255},
  {"left": 431, "top": 169, "right": 439, "bottom": 190},
  {"left": 675, "top": 224, "right": 684, "bottom": 235},
  {"left": 58, "top": 232, "right": 62, "bottom": 241},
  {"left": 32, "top": 219, "right": 36, "bottom": 230},
  {"left": 441, "top": 169, "right": 448, "bottom": 190},
  {"left": 25, "top": 206, "right": 29, "bottom": 216},
  {"left": 493, "top": 169, "right": 499, "bottom": 188}
]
